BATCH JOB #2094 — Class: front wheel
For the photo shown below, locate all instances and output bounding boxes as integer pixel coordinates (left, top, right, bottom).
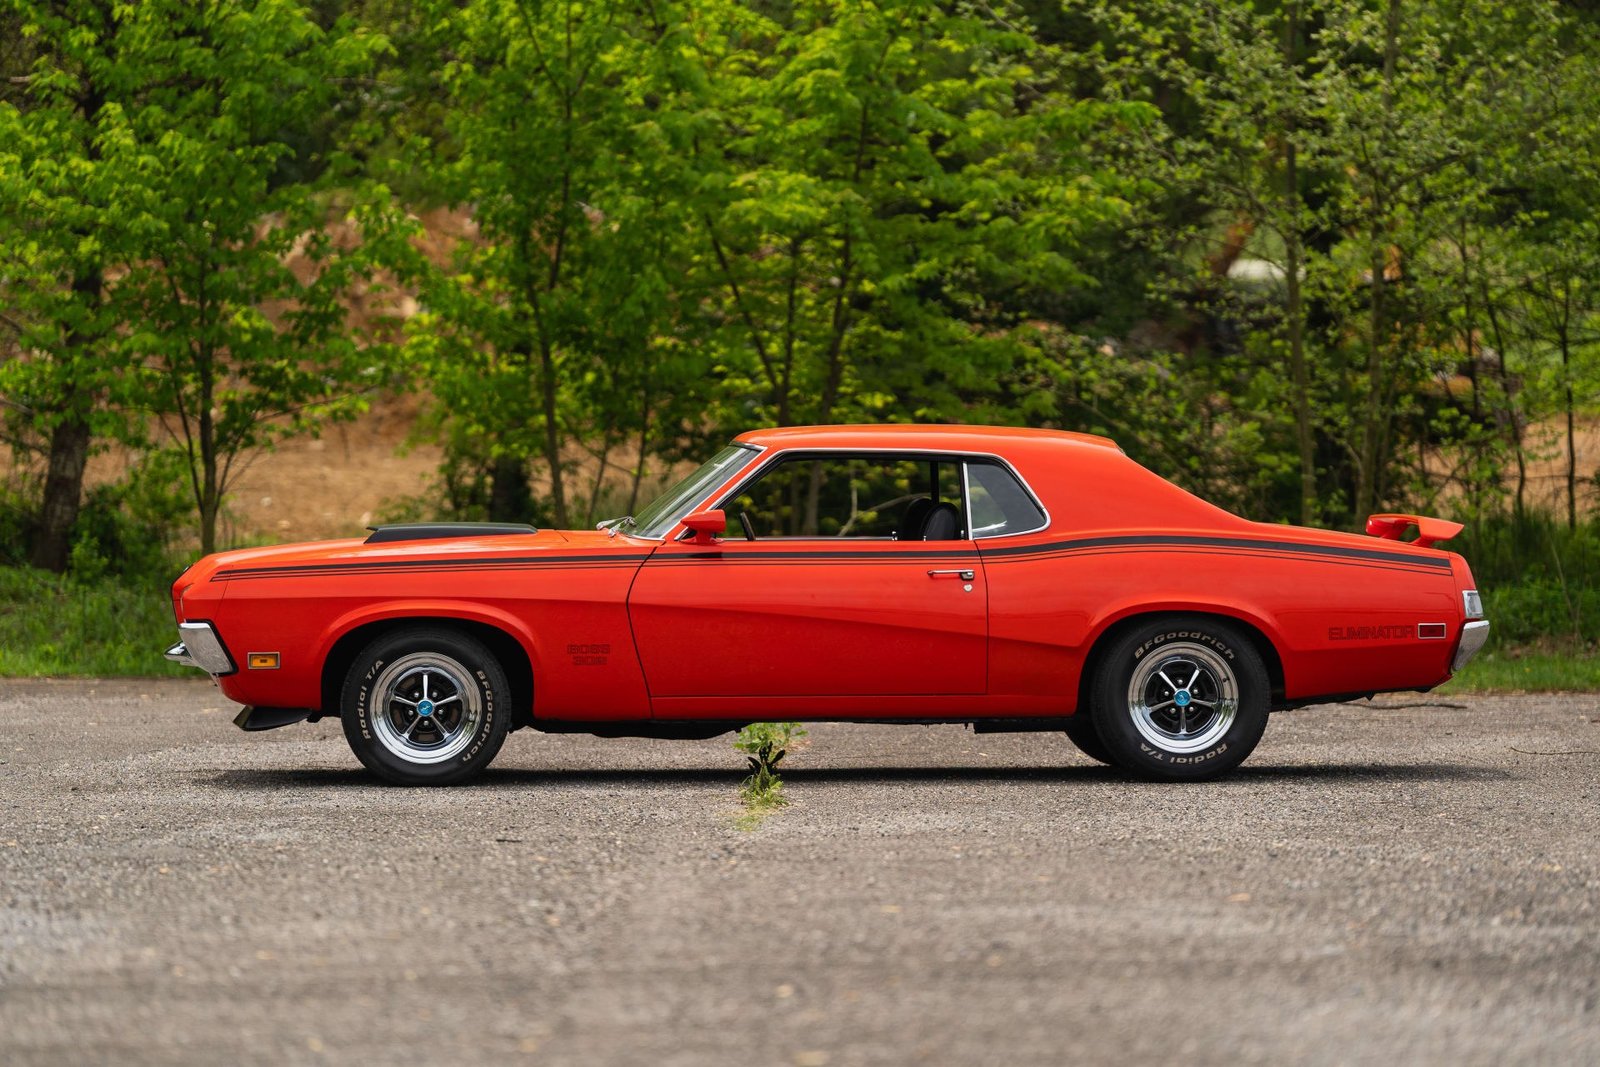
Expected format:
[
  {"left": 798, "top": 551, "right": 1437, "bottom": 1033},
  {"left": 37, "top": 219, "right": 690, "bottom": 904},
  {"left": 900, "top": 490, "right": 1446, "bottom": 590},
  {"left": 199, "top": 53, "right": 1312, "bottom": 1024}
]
[
  {"left": 1062, "top": 715, "right": 1114, "bottom": 765},
  {"left": 1090, "top": 617, "right": 1269, "bottom": 781},
  {"left": 341, "top": 626, "right": 511, "bottom": 786}
]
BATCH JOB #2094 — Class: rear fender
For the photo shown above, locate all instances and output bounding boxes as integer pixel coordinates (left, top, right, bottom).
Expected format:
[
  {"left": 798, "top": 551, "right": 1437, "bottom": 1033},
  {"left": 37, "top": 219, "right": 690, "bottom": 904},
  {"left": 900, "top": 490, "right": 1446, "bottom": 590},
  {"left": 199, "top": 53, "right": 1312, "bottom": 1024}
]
[
  {"left": 1086, "top": 598, "right": 1286, "bottom": 652},
  {"left": 1080, "top": 598, "right": 1289, "bottom": 698}
]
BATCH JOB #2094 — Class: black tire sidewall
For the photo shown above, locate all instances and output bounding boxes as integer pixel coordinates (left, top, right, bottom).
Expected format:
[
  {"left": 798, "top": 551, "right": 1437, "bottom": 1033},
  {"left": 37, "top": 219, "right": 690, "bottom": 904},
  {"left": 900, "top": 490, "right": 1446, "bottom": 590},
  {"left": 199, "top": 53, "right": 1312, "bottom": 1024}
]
[
  {"left": 1091, "top": 618, "right": 1269, "bottom": 780},
  {"left": 341, "top": 627, "right": 511, "bottom": 785},
  {"left": 1063, "top": 714, "right": 1115, "bottom": 765}
]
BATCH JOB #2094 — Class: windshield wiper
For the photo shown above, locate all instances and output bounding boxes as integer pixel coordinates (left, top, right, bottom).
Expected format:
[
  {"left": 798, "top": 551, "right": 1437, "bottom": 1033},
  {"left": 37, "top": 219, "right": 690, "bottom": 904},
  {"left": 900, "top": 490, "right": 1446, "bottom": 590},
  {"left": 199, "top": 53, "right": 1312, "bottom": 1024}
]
[{"left": 598, "top": 515, "right": 637, "bottom": 536}]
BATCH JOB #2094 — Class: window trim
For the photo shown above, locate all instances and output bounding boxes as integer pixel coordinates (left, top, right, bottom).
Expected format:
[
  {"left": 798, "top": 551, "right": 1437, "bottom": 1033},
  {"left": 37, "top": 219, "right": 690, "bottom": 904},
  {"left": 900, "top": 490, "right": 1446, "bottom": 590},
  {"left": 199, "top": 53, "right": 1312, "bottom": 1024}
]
[
  {"left": 962, "top": 456, "right": 1051, "bottom": 540},
  {"left": 676, "top": 446, "right": 1051, "bottom": 543},
  {"left": 632, "top": 442, "right": 765, "bottom": 541}
]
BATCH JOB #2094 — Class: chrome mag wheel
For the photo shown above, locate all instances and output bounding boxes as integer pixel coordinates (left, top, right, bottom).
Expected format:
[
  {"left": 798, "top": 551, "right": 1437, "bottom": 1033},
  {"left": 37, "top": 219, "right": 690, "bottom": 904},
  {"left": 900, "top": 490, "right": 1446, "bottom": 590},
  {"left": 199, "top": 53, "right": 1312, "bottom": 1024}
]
[
  {"left": 1126, "top": 642, "right": 1239, "bottom": 754},
  {"left": 369, "top": 652, "right": 483, "bottom": 764}
]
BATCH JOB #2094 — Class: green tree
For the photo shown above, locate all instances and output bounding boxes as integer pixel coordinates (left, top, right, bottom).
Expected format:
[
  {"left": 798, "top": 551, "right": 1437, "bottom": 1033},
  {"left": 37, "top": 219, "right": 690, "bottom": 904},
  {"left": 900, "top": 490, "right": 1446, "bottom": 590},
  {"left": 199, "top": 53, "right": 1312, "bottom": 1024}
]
[
  {"left": 0, "top": 0, "right": 136, "bottom": 571},
  {"left": 1079, "top": 0, "right": 1327, "bottom": 523},
  {"left": 696, "top": 1, "right": 1139, "bottom": 430},
  {"left": 1, "top": 0, "right": 398, "bottom": 557},
  {"left": 403, "top": 0, "right": 714, "bottom": 528},
  {"left": 1078, "top": 0, "right": 1591, "bottom": 527},
  {"left": 115, "top": 1, "right": 396, "bottom": 553}
]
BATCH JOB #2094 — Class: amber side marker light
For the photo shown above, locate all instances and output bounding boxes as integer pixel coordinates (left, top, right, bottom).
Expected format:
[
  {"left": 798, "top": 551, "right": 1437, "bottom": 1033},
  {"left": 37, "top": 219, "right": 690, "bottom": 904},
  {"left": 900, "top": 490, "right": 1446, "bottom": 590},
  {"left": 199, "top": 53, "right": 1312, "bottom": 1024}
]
[{"left": 247, "top": 653, "right": 280, "bottom": 670}]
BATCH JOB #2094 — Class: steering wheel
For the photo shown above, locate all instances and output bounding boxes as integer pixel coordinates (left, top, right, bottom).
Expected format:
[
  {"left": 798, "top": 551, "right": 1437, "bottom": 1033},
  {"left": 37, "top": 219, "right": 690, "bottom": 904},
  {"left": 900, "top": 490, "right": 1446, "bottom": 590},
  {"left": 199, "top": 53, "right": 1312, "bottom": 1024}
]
[{"left": 739, "top": 511, "right": 757, "bottom": 541}]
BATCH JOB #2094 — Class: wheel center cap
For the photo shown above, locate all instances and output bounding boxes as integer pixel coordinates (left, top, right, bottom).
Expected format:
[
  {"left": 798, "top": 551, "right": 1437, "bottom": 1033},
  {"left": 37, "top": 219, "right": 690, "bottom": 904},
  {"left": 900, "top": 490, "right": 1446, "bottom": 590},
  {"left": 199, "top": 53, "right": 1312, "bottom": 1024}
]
[
  {"left": 417, "top": 699, "right": 435, "bottom": 717},
  {"left": 1173, "top": 690, "right": 1192, "bottom": 708}
]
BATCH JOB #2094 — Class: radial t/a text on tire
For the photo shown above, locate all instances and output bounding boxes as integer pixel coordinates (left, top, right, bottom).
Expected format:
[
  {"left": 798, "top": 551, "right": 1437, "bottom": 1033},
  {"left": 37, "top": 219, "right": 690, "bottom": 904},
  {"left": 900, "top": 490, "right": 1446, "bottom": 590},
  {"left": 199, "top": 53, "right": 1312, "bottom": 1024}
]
[
  {"left": 1090, "top": 616, "right": 1269, "bottom": 780},
  {"left": 341, "top": 626, "right": 511, "bottom": 786}
]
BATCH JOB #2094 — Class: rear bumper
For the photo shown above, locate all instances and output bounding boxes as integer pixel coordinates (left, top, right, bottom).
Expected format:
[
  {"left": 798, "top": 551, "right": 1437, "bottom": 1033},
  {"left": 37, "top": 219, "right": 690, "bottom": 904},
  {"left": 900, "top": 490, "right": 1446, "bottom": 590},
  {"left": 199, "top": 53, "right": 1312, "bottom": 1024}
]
[
  {"left": 164, "top": 621, "right": 236, "bottom": 676},
  {"left": 1453, "top": 619, "right": 1490, "bottom": 672}
]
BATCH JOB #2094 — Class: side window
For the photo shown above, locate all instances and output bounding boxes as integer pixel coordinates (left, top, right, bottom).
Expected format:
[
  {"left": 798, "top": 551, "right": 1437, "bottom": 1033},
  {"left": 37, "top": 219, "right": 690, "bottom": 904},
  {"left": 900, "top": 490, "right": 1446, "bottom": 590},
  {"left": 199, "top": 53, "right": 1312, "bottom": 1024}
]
[
  {"left": 966, "top": 462, "right": 1046, "bottom": 538},
  {"left": 720, "top": 455, "right": 965, "bottom": 539}
]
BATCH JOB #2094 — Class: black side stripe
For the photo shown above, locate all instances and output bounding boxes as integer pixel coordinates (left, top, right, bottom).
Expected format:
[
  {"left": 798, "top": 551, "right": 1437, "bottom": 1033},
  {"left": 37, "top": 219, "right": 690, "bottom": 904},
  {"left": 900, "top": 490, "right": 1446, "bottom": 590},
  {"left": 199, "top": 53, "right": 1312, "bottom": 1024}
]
[
  {"left": 211, "top": 534, "right": 1449, "bottom": 580},
  {"left": 990, "top": 545, "right": 1441, "bottom": 576},
  {"left": 215, "top": 552, "right": 652, "bottom": 580},
  {"left": 979, "top": 534, "right": 1452, "bottom": 570},
  {"left": 666, "top": 548, "right": 980, "bottom": 562}
]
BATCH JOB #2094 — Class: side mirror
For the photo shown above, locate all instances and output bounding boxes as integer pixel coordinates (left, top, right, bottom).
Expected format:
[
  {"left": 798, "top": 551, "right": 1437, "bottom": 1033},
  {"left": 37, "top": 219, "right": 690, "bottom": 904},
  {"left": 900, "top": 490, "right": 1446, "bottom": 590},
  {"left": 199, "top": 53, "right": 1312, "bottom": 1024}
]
[{"left": 681, "top": 509, "right": 726, "bottom": 546}]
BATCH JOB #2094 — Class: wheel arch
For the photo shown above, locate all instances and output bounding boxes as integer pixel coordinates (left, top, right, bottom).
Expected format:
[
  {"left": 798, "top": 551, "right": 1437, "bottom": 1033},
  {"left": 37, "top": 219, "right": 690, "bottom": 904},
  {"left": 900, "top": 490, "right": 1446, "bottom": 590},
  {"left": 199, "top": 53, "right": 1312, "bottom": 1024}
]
[
  {"left": 319, "top": 611, "right": 537, "bottom": 730},
  {"left": 1074, "top": 607, "right": 1287, "bottom": 717}
]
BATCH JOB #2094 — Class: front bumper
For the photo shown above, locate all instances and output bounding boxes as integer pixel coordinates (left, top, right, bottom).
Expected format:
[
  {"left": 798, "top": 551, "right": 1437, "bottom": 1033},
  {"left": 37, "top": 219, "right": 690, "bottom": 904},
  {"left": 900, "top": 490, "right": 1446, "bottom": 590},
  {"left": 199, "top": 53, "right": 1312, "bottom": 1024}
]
[
  {"left": 164, "top": 621, "right": 236, "bottom": 676},
  {"left": 233, "top": 705, "right": 313, "bottom": 731},
  {"left": 1453, "top": 619, "right": 1490, "bottom": 672}
]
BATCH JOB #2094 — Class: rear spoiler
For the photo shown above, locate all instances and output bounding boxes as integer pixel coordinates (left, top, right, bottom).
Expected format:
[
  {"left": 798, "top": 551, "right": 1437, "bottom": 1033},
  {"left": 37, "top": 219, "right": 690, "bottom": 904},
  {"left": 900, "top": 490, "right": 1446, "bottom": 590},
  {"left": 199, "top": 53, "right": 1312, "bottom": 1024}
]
[{"left": 1365, "top": 513, "right": 1463, "bottom": 549}]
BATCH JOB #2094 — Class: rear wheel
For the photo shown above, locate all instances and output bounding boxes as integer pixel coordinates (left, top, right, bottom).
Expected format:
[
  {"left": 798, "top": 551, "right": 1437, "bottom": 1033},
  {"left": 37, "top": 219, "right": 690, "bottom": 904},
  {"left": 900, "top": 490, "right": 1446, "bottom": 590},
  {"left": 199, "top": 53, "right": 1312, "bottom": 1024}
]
[
  {"left": 1090, "top": 617, "right": 1269, "bottom": 781},
  {"left": 341, "top": 626, "right": 511, "bottom": 786}
]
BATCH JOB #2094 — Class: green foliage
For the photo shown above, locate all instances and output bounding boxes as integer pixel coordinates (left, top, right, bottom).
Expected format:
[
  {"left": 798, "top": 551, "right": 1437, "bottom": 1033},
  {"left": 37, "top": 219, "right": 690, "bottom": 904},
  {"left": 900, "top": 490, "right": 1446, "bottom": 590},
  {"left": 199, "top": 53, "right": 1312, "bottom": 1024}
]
[
  {"left": 0, "top": 567, "right": 188, "bottom": 677},
  {"left": 694, "top": 1, "right": 1147, "bottom": 432},
  {"left": 400, "top": 0, "right": 714, "bottom": 528},
  {"left": 734, "top": 721, "right": 806, "bottom": 817},
  {"left": 66, "top": 451, "right": 193, "bottom": 583},
  {"left": 1438, "top": 651, "right": 1600, "bottom": 695},
  {"left": 1455, "top": 514, "right": 1600, "bottom": 647},
  {"left": 0, "top": 0, "right": 403, "bottom": 555},
  {"left": 1070, "top": 0, "right": 1600, "bottom": 529}
]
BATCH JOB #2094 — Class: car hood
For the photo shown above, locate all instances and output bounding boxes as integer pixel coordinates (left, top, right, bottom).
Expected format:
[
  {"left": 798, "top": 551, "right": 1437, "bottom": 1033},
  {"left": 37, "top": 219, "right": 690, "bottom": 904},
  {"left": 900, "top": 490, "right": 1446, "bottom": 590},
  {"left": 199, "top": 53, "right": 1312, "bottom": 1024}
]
[{"left": 188, "top": 528, "right": 656, "bottom": 583}]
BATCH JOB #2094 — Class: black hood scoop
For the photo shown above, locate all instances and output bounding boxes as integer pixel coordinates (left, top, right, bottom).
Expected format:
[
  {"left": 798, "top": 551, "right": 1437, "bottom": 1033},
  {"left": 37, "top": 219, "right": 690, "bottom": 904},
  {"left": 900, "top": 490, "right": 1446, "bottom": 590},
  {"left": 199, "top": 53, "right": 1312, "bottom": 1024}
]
[{"left": 365, "top": 522, "right": 538, "bottom": 544}]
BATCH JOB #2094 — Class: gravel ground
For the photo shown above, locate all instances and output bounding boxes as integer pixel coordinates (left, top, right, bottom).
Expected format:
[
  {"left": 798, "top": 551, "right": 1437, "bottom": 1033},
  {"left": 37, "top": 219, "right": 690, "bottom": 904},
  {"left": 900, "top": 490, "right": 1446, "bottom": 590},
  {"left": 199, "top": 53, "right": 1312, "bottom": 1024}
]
[{"left": 2, "top": 679, "right": 1598, "bottom": 1066}]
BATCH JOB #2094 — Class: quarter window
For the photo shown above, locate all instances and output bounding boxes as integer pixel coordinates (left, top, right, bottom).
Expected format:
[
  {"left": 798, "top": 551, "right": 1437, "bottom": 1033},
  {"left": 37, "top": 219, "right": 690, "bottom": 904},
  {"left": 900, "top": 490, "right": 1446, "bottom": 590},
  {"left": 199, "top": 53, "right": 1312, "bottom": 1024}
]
[{"left": 965, "top": 462, "right": 1046, "bottom": 538}]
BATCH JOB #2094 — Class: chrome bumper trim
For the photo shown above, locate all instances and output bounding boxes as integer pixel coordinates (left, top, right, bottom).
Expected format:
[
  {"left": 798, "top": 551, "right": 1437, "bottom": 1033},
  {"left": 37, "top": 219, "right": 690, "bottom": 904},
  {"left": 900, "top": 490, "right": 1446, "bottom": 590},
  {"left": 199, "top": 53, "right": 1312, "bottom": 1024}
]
[
  {"left": 165, "top": 621, "right": 235, "bottom": 676},
  {"left": 1452, "top": 619, "right": 1490, "bottom": 672}
]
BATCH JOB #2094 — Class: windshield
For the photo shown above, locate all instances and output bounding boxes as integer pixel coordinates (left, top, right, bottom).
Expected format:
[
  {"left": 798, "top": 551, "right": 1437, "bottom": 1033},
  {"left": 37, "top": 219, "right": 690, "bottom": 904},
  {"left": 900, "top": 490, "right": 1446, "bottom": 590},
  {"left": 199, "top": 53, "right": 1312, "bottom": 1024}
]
[{"left": 631, "top": 443, "right": 758, "bottom": 538}]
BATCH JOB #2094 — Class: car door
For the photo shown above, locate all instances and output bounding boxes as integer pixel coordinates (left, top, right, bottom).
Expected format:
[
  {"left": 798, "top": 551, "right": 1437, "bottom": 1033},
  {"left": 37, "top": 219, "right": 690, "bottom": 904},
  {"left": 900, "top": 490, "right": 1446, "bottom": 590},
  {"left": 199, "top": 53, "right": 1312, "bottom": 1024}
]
[{"left": 627, "top": 452, "right": 988, "bottom": 712}]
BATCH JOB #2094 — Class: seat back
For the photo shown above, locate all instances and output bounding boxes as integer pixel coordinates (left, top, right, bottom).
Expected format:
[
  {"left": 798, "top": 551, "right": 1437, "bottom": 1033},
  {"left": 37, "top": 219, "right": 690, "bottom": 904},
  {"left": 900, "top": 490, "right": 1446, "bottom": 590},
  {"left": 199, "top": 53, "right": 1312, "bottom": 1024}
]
[
  {"left": 918, "top": 501, "right": 960, "bottom": 541},
  {"left": 898, "top": 498, "right": 933, "bottom": 540}
]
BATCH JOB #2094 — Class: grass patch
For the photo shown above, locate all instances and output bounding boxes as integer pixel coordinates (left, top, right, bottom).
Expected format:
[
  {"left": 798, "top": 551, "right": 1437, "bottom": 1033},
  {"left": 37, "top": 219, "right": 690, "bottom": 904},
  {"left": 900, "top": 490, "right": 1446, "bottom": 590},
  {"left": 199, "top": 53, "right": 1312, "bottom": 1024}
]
[
  {"left": 732, "top": 722, "right": 805, "bottom": 830},
  {"left": 1438, "top": 650, "right": 1600, "bottom": 693},
  {"left": 731, "top": 787, "right": 790, "bottom": 831},
  {"left": 0, "top": 567, "right": 186, "bottom": 678}
]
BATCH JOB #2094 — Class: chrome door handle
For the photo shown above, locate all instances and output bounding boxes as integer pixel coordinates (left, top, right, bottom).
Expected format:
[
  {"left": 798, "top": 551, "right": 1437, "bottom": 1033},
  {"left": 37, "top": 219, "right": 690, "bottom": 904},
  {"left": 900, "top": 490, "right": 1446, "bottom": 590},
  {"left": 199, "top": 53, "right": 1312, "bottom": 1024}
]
[{"left": 927, "top": 569, "right": 975, "bottom": 581}]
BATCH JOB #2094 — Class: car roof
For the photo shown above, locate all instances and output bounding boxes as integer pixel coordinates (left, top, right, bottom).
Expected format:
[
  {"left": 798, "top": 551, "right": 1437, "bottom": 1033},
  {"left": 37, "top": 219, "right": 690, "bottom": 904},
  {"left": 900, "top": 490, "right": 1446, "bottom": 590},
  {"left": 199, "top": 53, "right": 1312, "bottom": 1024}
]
[{"left": 734, "top": 424, "right": 1121, "bottom": 455}]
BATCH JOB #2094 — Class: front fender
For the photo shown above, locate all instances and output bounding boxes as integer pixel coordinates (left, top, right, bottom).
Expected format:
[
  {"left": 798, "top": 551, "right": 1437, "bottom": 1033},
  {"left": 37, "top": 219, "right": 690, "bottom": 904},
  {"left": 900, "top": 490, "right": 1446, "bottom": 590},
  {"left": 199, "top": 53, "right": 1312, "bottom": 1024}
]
[{"left": 313, "top": 600, "right": 545, "bottom": 679}]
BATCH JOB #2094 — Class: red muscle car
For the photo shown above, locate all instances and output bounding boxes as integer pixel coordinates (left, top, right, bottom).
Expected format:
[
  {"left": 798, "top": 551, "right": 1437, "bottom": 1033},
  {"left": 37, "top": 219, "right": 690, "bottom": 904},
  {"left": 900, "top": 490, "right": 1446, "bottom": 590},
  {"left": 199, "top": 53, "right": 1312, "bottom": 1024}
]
[{"left": 165, "top": 425, "right": 1489, "bottom": 784}]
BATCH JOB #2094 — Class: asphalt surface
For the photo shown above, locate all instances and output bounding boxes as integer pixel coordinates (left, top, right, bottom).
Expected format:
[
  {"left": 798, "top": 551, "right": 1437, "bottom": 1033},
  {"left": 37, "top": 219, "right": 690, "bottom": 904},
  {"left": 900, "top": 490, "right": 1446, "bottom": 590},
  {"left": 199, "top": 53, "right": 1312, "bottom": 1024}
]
[{"left": 2, "top": 680, "right": 1598, "bottom": 1066}]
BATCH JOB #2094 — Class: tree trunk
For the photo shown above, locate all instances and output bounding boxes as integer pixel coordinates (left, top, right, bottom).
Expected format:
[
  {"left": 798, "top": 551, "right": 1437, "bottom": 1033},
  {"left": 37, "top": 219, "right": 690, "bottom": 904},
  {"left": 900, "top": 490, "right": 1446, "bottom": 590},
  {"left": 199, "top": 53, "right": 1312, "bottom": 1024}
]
[
  {"left": 30, "top": 411, "right": 92, "bottom": 572},
  {"left": 489, "top": 453, "right": 532, "bottom": 523},
  {"left": 30, "top": 261, "right": 106, "bottom": 572},
  {"left": 1479, "top": 272, "right": 1525, "bottom": 517},
  {"left": 1357, "top": 230, "right": 1388, "bottom": 520},
  {"left": 628, "top": 388, "right": 652, "bottom": 515},
  {"left": 1285, "top": 221, "right": 1318, "bottom": 528},
  {"left": 1281, "top": 2, "right": 1317, "bottom": 527},
  {"left": 537, "top": 337, "right": 568, "bottom": 528},
  {"left": 1559, "top": 295, "right": 1576, "bottom": 529},
  {"left": 585, "top": 432, "right": 614, "bottom": 529},
  {"left": 1565, "top": 376, "right": 1576, "bottom": 530},
  {"left": 1283, "top": 190, "right": 1314, "bottom": 514},
  {"left": 198, "top": 348, "right": 218, "bottom": 556},
  {"left": 1355, "top": 0, "right": 1403, "bottom": 522}
]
